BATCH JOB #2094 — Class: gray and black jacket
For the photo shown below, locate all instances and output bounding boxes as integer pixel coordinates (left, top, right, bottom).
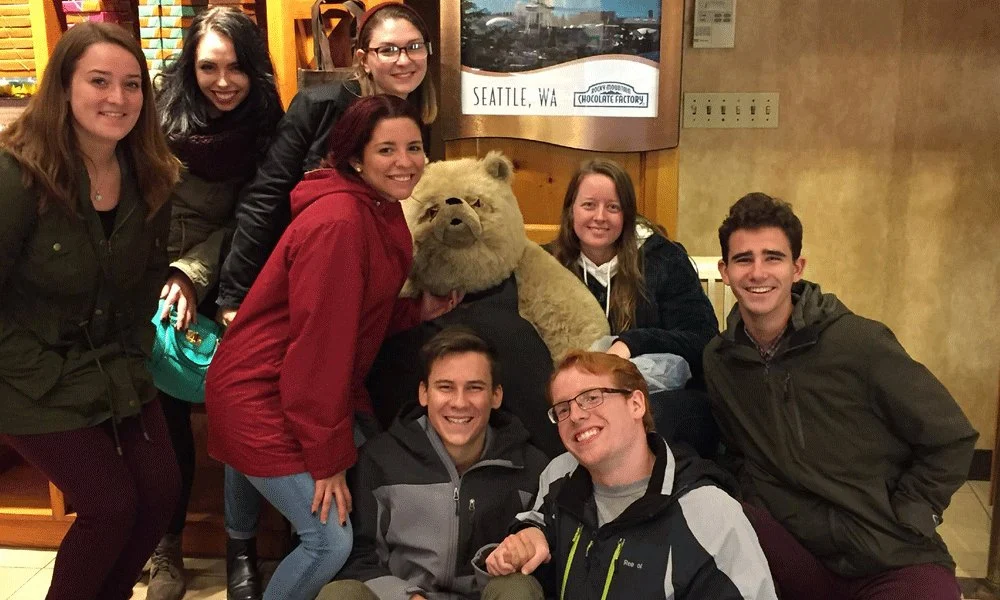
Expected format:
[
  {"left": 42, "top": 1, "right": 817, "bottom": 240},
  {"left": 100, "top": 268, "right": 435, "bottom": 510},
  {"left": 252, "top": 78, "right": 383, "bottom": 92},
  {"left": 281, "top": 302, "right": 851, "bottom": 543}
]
[
  {"left": 338, "top": 405, "right": 549, "bottom": 599},
  {"left": 479, "top": 435, "right": 777, "bottom": 600}
]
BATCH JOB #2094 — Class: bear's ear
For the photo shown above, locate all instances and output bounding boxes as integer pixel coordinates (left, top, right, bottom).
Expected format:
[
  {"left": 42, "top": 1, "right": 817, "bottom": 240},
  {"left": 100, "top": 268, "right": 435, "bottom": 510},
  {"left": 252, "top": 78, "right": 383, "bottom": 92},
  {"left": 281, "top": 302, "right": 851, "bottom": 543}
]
[{"left": 482, "top": 151, "right": 514, "bottom": 184}]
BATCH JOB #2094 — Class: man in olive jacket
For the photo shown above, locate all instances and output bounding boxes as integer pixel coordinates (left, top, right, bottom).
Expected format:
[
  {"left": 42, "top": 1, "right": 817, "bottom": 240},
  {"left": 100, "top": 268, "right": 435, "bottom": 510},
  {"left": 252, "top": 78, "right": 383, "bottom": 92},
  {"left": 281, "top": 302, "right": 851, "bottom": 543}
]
[{"left": 704, "top": 193, "right": 977, "bottom": 600}]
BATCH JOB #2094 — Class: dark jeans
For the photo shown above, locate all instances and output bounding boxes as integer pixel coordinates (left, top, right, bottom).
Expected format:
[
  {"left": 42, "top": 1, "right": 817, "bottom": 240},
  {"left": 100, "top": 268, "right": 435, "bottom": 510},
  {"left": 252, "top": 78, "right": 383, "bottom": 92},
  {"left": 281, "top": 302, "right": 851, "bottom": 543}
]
[
  {"left": 1, "top": 399, "right": 181, "bottom": 600},
  {"left": 741, "top": 502, "right": 961, "bottom": 600},
  {"left": 648, "top": 387, "right": 720, "bottom": 459},
  {"left": 160, "top": 392, "right": 195, "bottom": 535}
]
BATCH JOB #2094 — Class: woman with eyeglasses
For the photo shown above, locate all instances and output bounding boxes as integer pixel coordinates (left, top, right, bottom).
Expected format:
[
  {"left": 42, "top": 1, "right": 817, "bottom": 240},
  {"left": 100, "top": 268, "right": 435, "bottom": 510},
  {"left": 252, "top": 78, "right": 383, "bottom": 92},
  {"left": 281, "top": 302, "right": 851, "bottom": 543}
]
[{"left": 215, "top": 2, "right": 437, "bottom": 327}]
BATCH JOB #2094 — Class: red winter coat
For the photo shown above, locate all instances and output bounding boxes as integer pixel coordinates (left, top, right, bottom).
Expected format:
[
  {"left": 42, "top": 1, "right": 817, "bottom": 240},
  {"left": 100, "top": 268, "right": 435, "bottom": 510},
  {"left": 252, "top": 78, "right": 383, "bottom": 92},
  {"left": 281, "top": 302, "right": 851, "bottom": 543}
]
[{"left": 206, "top": 168, "right": 419, "bottom": 480}]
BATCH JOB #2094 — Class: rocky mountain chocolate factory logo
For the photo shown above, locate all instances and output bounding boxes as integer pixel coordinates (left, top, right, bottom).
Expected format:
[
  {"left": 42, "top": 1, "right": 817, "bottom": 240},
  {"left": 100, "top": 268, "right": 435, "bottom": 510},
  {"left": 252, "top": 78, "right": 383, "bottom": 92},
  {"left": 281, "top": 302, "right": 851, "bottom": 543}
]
[{"left": 573, "top": 82, "right": 649, "bottom": 109}]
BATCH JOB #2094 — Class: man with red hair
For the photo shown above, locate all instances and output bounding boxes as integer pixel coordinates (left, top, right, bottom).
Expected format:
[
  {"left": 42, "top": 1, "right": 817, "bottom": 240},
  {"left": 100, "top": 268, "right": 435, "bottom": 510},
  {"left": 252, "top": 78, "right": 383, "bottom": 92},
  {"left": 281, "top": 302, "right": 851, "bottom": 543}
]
[{"left": 478, "top": 351, "right": 776, "bottom": 599}]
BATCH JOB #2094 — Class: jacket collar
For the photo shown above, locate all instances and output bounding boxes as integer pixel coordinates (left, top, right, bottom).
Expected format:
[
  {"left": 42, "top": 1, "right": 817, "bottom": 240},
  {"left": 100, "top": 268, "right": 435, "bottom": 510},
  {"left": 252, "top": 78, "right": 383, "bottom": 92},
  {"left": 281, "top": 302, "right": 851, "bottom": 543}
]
[
  {"left": 555, "top": 433, "right": 674, "bottom": 527},
  {"left": 714, "top": 280, "right": 845, "bottom": 361}
]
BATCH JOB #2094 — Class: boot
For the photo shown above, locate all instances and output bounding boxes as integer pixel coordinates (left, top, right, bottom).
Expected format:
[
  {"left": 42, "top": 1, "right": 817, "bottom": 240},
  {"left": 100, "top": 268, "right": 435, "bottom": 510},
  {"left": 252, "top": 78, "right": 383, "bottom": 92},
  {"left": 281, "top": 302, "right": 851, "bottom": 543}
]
[
  {"left": 147, "top": 533, "right": 186, "bottom": 600},
  {"left": 227, "top": 536, "right": 262, "bottom": 600}
]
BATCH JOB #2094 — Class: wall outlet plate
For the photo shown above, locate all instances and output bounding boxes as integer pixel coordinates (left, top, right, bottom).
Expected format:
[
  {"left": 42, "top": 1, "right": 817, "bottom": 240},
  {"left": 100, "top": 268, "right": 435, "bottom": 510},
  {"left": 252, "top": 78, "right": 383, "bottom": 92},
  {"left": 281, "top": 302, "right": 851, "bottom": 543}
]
[{"left": 682, "top": 92, "right": 779, "bottom": 128}]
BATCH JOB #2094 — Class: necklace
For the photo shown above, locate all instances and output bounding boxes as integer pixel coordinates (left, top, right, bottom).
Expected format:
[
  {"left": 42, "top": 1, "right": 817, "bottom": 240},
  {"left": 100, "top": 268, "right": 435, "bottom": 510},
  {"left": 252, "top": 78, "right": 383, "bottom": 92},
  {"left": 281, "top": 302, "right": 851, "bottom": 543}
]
[{"left": 86, "top": 158, "right": 118, "bottom": 208}]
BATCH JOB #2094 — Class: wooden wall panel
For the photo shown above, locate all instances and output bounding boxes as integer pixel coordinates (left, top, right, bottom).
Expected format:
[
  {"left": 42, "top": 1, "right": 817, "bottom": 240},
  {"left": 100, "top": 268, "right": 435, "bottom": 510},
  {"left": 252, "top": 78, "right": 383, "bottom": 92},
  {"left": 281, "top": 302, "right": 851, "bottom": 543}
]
[{"left": 445, "top": 139, "right": 679, "bottom": 245}]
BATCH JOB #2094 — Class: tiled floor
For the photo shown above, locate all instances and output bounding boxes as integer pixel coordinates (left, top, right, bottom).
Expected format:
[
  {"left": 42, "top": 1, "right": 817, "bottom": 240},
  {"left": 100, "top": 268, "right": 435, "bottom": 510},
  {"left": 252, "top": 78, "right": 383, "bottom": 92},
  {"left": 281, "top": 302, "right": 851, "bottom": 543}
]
[{"left": 0, "top": 482, "right": 994, "bottom": 598}]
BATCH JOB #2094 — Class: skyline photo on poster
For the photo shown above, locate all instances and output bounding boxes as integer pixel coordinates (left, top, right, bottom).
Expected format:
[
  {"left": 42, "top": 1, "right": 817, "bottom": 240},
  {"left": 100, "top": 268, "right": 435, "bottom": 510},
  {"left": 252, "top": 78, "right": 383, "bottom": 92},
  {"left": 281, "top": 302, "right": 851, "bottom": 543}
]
[{"left": 462, "top": 0, "right": 661, "bottom": 73}]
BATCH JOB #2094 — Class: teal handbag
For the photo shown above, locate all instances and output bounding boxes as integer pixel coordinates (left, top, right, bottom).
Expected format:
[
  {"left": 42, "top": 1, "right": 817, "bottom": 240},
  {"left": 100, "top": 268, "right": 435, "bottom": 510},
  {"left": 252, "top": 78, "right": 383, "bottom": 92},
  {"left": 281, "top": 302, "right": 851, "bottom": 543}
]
[{"left": 148, "top": 299, "right": 221, "bottom": 403}]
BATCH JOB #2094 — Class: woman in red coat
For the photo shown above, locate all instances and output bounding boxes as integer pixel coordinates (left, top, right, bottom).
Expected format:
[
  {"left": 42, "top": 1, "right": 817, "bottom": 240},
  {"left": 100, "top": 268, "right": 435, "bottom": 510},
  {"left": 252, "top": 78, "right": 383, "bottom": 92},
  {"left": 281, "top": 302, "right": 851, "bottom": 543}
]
[{"left": 205, "top": 94, "right": 432, "bottom": 600}]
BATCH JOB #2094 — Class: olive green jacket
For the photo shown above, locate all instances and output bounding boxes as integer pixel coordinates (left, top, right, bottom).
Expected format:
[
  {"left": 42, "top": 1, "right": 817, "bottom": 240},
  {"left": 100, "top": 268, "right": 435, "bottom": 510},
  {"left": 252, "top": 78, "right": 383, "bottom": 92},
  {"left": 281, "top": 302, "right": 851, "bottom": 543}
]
[
  {"left": 0, "top": 152, "right": 170, "bottom": 435},
  {"left": 167, "top": 171, "right": 244, "bottom": 303},
  {"left": 705, "top": 281, "right": 977, "bottom": 577}
]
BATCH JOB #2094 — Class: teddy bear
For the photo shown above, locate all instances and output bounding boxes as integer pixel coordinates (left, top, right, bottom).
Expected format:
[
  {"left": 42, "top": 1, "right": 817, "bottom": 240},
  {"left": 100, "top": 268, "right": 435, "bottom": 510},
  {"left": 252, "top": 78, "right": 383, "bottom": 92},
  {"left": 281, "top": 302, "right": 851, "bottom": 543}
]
[{"left": 402, "top": 151, "right": 610, "bottom": 362}]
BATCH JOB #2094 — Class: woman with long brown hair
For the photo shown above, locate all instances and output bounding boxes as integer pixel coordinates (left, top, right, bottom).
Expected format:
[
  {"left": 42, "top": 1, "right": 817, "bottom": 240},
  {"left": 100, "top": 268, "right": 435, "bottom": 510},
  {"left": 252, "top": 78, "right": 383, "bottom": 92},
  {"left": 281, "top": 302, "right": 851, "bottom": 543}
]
[
  {"left": 0, "top": 22, "right": 181, "bottom": 599},
  {"left": 550, "top": 159, "right": 720, "bottom": 454}
]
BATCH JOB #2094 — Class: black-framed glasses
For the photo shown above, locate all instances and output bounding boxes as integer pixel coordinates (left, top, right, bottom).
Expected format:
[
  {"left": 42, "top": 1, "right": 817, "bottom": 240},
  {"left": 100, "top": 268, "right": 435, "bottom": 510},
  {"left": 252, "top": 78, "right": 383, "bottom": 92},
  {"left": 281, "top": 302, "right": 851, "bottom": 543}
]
[
  {"left": 366, "top": 41, "right": 432, "bottom": 62},
  {"left": 547, "top": 388, "right": 631, "bottom": 424}
]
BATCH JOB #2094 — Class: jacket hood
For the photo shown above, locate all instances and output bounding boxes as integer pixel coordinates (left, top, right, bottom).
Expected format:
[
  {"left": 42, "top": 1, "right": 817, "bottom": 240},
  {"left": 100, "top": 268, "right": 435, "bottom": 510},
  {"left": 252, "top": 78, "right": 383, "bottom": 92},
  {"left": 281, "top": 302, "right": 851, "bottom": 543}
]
[
  {"left": 722, "top": 280, "right": 851, "bottom": 342},
  {"left": 392, "top": 402, "right": 533, "bottom": 463},
  {"left": 557, "top": 434, "right": 739, "bottom": 528},
  {"left": 289, "top": 168, "right": 383, "bottom": 218}
]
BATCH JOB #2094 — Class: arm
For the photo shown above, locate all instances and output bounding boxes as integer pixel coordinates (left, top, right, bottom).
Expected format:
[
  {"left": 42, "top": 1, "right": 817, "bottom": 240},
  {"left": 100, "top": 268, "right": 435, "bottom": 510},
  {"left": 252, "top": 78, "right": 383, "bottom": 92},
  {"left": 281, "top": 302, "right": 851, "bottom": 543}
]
[
  {"left": 337, "top": 451, "right": 421, "bottom": 600},
  {"left": 615, "top": 248, "right": 719, "bottom": 371},
  {"left": 678, "top": 486, "right": 778, "bottom": 599},
  {"left": 216, "top": 91, "right": 320, "bottom": 310},
  {"left": 477, "top": 453, "right": 576, "bottom": 587},
  {"left": 0, "top": 164, "right": 64, "bottom": 399},
  {"left": 867, "top": 323, "right": 978, "bottom": 537},
  {"left": 170, "top": 225, "right": 231, "bottom": 304},
  {"left": 279, "top": 216, "right": 365, "bottom": 480}
]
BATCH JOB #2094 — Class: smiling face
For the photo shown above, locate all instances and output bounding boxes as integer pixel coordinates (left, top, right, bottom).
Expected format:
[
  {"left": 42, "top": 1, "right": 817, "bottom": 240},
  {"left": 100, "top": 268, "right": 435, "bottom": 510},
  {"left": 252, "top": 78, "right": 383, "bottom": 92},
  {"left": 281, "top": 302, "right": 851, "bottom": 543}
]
[
  {"left": 719, "top": 226, "right": 806, "bottom": 330},
  {"left": 572, "top": 173, "right": 624, "bottom": 264},
  {"left": 69, "top": 42, "right": 143, "bottom": 152},
  {"left": 550, "top": 366, "right": 647, "bottom": 476},
  {"left": 358, "top": 17, "right": 428, "bottom": 98},
  {"left": 353, "top": 116, "right": 425, "bottom": 202},
  {"left": 419, "top": 351, "right": 502, "bottom": 472},
  {"left": 195, "top": 29, "right": 250, "bottom": 114}
]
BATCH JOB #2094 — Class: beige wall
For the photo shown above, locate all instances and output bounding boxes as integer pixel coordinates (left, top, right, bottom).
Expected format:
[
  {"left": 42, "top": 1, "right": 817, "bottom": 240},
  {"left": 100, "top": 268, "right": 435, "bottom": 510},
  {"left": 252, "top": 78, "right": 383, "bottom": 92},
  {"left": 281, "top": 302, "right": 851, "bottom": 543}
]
[{"left": 677, "top": 1, "right": 1000, "bottom": 448}]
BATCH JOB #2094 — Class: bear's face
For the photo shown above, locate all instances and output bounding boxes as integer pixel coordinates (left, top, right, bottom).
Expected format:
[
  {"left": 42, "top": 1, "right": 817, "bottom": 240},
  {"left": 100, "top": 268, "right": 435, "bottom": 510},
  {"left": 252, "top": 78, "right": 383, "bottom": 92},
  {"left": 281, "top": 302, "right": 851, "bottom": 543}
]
[{"left": 404, "top": 151, "right": 528, "bottom": 296}]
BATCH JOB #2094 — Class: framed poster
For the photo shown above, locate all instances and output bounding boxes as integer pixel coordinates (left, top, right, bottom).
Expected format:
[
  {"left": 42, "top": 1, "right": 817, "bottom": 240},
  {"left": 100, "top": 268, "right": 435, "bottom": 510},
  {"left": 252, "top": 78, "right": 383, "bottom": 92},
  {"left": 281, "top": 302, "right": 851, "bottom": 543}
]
[{"left": 440, "top": 0, "right": 683, "bottom": 152}]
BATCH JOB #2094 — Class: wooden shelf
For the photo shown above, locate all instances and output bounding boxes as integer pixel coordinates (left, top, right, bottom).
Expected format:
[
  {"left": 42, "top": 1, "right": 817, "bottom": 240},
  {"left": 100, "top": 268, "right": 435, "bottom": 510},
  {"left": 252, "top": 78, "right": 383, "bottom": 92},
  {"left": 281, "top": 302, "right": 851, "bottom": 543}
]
[{"left": 0, "top": 412, "right": 290, "bottom": 558}]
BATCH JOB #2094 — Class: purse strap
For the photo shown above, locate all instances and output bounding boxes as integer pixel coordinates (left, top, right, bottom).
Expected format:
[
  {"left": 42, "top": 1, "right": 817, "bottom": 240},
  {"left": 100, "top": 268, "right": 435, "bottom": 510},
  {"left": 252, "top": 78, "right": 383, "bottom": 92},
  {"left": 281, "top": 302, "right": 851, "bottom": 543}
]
[{"left": 311, "top": 0, "right": 366, "bottom": 71}]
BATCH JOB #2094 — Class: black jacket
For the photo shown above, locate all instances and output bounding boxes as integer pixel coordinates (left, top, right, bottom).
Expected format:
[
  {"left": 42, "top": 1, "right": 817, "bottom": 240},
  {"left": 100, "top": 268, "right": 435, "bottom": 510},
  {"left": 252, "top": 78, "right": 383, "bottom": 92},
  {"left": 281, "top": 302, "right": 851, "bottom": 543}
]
[
  {"left": 216, "top": 80, "right": 362, "bottom": 309},
  {"left": 479, "top": 436, "right": 777, "bottom": 599},
  {"left": 339, "top": 405, "right": 549, "bottom": 599},
  {"left": 366, "top": 276, "right": 563, "bottom": 458},
  {"left": 574, "top": 233, "right": 718, "bottom": 381}
]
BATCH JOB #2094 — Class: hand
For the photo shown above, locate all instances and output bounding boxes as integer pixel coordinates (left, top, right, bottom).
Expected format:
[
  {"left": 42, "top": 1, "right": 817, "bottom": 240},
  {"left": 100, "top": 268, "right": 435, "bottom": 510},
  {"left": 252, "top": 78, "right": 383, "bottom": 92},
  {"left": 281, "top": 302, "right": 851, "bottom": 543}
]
[
  {"left": 217, "top": 307, "right": 238, "bottom": 328},
  {"left": 312, "top": 470, "right": 352, "bottom": 526},
  {"left": 419, "top": 289, "right": 465, "bottom": 321},
  {"left": 159, "top": 273, "right": 197, "bottom": 330},
  {"left": 606, "top": 340, "right": 632, "bottom": 359},
  {"left": 485, "top": 527, "right": 550, "bottom": 576}
]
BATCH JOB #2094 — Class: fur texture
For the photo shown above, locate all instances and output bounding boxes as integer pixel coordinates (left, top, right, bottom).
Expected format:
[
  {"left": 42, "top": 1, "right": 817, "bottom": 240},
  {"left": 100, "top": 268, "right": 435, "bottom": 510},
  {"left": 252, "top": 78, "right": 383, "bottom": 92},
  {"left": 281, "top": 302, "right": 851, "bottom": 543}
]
[{"left": 403, "top": 151, "right": 609, "bottom": 361}]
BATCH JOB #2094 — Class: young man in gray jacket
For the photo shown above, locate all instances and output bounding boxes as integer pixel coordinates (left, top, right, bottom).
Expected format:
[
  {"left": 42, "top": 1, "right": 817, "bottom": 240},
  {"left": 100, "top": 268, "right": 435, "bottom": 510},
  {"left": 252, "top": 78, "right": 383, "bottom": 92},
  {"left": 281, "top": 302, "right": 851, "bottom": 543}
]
[
  {"left": 318, "top": 327, "right": 548, "bottom": 600},
  {"left": 704, "top": 193, "right": 978, "bottom": 600}
]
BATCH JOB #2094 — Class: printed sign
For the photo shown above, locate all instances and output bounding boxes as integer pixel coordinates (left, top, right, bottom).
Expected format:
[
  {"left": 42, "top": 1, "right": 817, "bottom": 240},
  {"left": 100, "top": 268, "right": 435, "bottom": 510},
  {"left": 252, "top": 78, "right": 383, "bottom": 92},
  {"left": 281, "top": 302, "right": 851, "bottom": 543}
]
[{"left": 461, "top": 1, "right": 661, "bottom": 118}]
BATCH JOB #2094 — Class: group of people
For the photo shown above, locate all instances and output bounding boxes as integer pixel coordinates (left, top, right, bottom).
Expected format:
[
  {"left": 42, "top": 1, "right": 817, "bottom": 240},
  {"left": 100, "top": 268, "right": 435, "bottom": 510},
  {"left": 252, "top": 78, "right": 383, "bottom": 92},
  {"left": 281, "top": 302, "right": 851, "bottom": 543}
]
[{"left": 0, "top": 2, "right": 978, "bottom": 600}]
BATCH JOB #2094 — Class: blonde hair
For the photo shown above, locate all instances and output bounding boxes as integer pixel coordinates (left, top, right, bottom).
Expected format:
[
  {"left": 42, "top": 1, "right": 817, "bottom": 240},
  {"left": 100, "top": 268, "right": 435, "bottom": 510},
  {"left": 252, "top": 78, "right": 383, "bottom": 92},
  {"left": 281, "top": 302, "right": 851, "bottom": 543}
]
[{"left": 0, "top": 23, "right": 180, "bottom": 217}]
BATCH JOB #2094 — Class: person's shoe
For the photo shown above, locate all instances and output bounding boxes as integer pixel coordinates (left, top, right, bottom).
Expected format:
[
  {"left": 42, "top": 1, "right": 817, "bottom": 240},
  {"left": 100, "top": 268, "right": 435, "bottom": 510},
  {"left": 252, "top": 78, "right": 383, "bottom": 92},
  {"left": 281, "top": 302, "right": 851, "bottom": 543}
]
[
  {"left": 227, "top": 536, "right": 262, "bottom": 600},
  {"left": 147, "top": 533, "right": 186, "bottom": 600}
]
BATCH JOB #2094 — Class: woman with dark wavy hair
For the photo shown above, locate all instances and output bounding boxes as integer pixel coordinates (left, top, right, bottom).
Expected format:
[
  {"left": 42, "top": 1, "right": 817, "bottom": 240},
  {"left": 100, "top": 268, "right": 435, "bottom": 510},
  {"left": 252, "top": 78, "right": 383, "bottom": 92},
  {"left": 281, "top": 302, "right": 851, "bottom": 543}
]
[
  {"left": 0, "top": 22, "right": 181, "bottom": 599},
  {"left": 150, "top": 8, "right": 283, "bottom": 600}
]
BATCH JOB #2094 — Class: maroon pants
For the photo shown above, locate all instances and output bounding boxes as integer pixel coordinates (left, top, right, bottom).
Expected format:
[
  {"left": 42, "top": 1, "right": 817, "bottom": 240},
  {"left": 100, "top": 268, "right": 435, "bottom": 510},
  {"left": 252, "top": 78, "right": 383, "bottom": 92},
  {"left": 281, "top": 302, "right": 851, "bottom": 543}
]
[
  {"left": 2, "top": 399, "right": 180, "bottom": 600},
  {"left": 741, "top": 502, "right": 960, "bottom": 600}
]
